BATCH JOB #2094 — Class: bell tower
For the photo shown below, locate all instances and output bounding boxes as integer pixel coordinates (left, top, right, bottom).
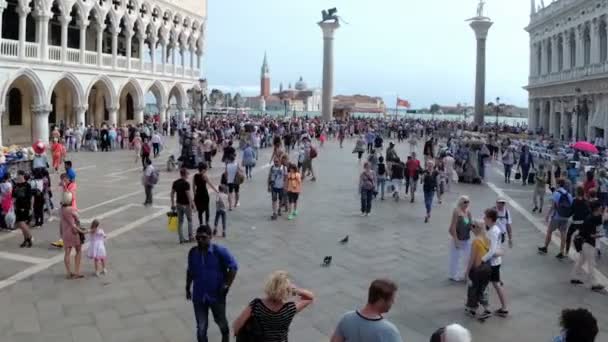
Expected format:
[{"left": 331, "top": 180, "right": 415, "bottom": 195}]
[{"left": 260, "top": 52, "right": 270, "bottom": 98}]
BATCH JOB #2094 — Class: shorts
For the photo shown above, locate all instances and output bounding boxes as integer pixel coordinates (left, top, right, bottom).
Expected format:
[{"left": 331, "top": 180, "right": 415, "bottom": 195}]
[
  {"left": 490, "top": 265, "right": 501, "bottom": 283},
  {"left": 288, "top": 192, "right": 299, "bottom": 203},
  {"left": 302, "top": 160, "right": 312, "bottom": 172},
  {"left": 271, "top": 187, "right": 284, "bottom": 202},
  {"left": 228, "top": 183, "right": 240, "bottom": 194},
  {"left": 15, "top": 208, "right": 31, "bottom": 223},
  {"left": 549, "top": 217, "right": 569, "bottom": 233}
]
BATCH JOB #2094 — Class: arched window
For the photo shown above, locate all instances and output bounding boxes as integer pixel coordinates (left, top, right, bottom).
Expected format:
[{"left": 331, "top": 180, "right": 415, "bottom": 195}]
[
  {"left": 8, "top": 88, "right": 22, "bottom": 126},
  {"left": 126, "top": 93, "right": 134, "bottom": 120}
]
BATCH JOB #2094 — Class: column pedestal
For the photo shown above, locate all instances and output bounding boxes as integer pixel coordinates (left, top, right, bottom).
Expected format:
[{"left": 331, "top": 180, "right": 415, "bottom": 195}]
[
  {"left": 318, "top": 21, "right": 340, "bottom": 122},
  {"left": 31, "top": 105, "right": 51, "bottom": 144},
  {"left": 469, "top": 17, "right": 493, "bottom": 126}
]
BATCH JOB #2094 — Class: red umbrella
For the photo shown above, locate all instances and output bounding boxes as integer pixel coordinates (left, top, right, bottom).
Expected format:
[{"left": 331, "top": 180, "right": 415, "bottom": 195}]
[{"left": 572, "top": 141, "right": 599, "bottom": 154}]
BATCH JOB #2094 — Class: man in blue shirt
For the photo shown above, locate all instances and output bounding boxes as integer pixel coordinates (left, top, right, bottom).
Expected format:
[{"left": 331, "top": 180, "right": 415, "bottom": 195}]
[
  {"left": 186, "top": 225, "right": 238, "bottom": 342},
  {"left": 64, "top": 160, "right": 76, "bottom": 181}
]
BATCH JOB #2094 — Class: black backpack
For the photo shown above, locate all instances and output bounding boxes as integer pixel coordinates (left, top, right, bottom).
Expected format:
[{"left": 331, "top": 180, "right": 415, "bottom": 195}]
[{"left": 555, "top": 190, "right": 573, "bottom": 218}]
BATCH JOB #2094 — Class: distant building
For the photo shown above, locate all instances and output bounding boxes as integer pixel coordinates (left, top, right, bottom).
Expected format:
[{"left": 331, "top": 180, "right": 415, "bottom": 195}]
[
  {"left": 244, "top": 53, "right": 321, "bottom": 114},
  {"left": 333, "top": 95, "right": 386, "bottom": 119}
]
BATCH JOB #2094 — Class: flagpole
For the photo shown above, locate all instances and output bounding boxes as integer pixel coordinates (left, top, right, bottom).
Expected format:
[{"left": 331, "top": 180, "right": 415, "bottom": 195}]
[{"left": 395, "top": 96, "right": 399, "bottom": 118}]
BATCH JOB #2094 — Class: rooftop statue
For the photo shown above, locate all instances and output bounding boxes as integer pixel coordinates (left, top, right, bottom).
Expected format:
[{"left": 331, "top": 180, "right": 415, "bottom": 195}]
[
  {"left": 321, "top": 8, "right": 339, "bottom": 23},
  {"left": 477, "top": 0, "right": 486, "bottom": 17}
]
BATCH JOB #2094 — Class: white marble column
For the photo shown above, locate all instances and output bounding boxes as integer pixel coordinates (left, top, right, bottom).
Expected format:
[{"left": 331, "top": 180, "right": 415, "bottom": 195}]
[
  {"left": 528, "top": 99, "right": 536, "bottom": 131},
  {"left": 75, "top": 105, "right": 86, "bottom": 126},
  {"left": 197, "top": 50, "right": 202, "bottom": 69},
  {"left": 181, "top": 46, "right": 186, "bottom": 77},
  {"left": 549, "top": 99, "right": 559, "bottom": 137},
  {"left": 576, "top": 25, "right": 585, "bottom": 67},
  {"left": 161, "top": 39, "right": 167, "bottom": 74},
  {"left": 108, "top": 106, "right": 118, "bottom": 126},
  {"left": 60, "top": 15, "right": 71, "bottom": 63},
  {"left": 96, "top": 23, "right": 105, "bottom": 67},
  {"left": 158, "top": 104, "right": 167, "bottom": 128},
  {"left": 540, "top": 39, "right": 548, "bottom": 75},
  {"left": 36, "top": 12, "right": 50, "bottom": 61},
  {"left": 591, "top": 19, "right": 601, "bottom": 64},
  {"left": 171, "top": 43, "right": 176, "bottom": 75},
  {"left": 125, "top": 27, "right": 133, "bottom": 70},
  {"left": 79, "top": 19, "right": 88, "bottom": 64},
  {"left": 551, "top": 35, "right": 559, "bottom": 73},
  {"left": 31, "top": 105, "right": 51, "bottom": 144},
  {"left": 319, "top": 21, "right": 341, "bottom": 121},
  {"left": 111, "top": 23, "right": 119, "bottom": 69},
  {"left": 0, "top": 2, "right": 5, "bottom": 40},
  {"left": 135, "top": 106, "right": 144, "bottom": 124},
  {"left": 17, "top": 5, "right": 29, "bottom": 59},
  {"left": 177, "top": 105, "right": 185, "bottom": 123},
  {"left": 150, "top": 33, "right": 157, "bottom": 73},
  {"left": 189, "top": 46, "right": 195, "bottom": 73},
  {"left": 529, "top": 42, "right": 536, "bottom": 76},
  {"left": 137, "top": 32, "right": 145, "bottom": 70}
]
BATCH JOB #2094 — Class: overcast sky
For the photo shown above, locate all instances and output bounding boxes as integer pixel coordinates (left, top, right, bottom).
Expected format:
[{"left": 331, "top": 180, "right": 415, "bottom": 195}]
[{"left": 204, "top": 0, "right": 531, "bottom": 108}]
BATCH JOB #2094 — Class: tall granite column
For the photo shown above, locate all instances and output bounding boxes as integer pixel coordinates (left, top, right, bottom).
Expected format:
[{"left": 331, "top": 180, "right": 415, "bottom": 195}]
[
  {"left": 469, "top": 18, "right": 493, "bottom": 126},
  {"left": 318, "top": 21, "right": 340, "bottom": 121}
]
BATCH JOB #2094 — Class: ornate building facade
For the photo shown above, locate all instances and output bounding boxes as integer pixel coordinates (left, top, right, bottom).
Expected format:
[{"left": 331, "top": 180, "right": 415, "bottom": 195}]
[
  {"left": 526, "top": 0, "right": 608, "bottom": 141},
  {"left": 0, "top": 0, "right": 206, "bottom": 145}
]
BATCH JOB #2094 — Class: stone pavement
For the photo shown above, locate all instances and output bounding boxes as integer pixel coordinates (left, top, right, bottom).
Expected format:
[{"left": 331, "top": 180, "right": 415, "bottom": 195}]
[{"left": 0, "top": 137, "right": 607, "bottom": 342}]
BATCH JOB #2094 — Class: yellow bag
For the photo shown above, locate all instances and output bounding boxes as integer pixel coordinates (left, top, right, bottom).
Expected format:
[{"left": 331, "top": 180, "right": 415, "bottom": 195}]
[{"left": 167, "top": 212, "right": 178, "bottom": 232}]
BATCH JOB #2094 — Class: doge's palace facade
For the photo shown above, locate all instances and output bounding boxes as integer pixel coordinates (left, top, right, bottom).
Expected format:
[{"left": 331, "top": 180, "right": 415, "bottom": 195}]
[
  {"left": 0, "top": 0, "right": 206, "bottom": 145},
  {"left": 527, "top": 0, "right": 608, "bottom": 142}
]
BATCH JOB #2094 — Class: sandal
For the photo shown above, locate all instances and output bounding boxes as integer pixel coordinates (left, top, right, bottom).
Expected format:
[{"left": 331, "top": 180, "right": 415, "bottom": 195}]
[{"left": 72, "top": 274, "right": 85, "bottom": 279}]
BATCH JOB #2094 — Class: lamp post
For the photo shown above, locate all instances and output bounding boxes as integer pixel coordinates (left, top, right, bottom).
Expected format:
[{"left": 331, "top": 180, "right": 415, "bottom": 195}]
[{"left": 495, "top": 96, "right": 500, "bottom": 135}]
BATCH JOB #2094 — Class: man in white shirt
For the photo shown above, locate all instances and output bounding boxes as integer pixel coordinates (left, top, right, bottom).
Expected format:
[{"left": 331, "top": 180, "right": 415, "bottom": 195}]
[
  {"left": 143, "top": 159, "right": 157, "bottom": 206},
  {"left": 481, "top": 207, "right": 509, "bottom": 317}
]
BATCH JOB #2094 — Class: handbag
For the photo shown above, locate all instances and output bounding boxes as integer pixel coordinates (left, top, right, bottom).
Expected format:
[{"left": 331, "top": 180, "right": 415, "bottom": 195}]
[
  {"left": 236, "top": 299, "right": 265, "bottom": 342},
  {"left": 166, "top": 211, "right": 178, "bottom": 232},
  {"left": 514, "top": 171, "right": 521, "bottom": 180},
  {"left": 527, "top": 172, "right": 536, "bottom": 185}
]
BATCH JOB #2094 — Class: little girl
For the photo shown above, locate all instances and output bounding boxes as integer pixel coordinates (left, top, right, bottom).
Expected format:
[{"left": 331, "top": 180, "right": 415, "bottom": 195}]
[
  {"left": 214, "top": 185, "right": 228, "bottom": 237},
  {"left": 87, "top": 219, "right": 107, "bottom": 276}
]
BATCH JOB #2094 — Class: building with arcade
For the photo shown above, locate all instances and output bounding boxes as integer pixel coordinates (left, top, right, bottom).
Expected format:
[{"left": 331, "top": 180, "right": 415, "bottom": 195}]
[{"left": 0, "top": 0, "right": 206, "bottom": 145}]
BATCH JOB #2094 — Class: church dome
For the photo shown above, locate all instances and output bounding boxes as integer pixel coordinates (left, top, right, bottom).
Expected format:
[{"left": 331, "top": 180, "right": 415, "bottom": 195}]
[{"left": 295, "top": 76, "right": 307, "bottom": 91}]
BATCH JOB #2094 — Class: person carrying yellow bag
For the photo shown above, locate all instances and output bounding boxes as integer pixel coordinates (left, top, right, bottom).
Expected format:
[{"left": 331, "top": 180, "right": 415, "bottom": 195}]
[{"left": 167, "top": 211, "right": 178, "bottom": 232}]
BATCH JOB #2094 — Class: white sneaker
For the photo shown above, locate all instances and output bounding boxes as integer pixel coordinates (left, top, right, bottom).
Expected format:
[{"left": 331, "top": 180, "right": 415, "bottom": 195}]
[
  {"left": 95, "top": 271, "right": 101, "bottom": 277},
  {"left": 102, "top": 268, "right": 107, "bottom": 275},
  {"left": 236, "top": 202, "right": 240, "bottom": 207}
]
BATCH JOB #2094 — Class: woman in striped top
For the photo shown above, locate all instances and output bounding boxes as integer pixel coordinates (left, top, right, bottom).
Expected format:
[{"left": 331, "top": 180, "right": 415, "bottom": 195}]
[{"left": 233, "top": 270, "right": 315, "bottom": 342}]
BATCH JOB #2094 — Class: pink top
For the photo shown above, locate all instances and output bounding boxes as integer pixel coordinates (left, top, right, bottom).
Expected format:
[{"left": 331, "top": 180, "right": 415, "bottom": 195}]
[{"left": 60, "top": 206, "right": 80, "bottom": 248}]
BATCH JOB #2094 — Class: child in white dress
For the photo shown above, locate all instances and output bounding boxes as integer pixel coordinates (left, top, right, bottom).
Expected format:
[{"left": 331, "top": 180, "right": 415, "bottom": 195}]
[{"left": 87, "top": 219, "right": 107, "bottom": 276}]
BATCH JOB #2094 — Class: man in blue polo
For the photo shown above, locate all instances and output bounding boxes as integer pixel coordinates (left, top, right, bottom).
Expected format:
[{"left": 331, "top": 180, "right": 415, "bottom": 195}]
[{"left": 186, "top": 225, "right": 238, "bottom": 342}]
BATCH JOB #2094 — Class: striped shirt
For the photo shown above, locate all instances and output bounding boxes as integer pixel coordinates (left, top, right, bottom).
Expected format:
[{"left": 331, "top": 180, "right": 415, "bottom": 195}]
[{"left": 250, "top": 298, "right": 297, "bottom": 342}]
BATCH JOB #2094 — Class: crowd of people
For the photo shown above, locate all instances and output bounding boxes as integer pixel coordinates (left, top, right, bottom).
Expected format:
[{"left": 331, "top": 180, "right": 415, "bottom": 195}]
[{"left": 0, "top": 114, "right": 603, "bottom": 342}]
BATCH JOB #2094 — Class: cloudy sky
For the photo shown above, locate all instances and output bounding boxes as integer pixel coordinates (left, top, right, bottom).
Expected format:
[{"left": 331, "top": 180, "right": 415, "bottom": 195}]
[{"left": 204, "top": 0, "right": 532, "bottom": 108}]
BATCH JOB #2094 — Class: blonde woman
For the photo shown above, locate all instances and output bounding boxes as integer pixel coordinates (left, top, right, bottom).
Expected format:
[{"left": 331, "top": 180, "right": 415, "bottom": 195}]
[
  {"left": 233, "top": 271, "right": 315, "bottom": 342},
  {"left": 448, "top": 196, "right": 472, "bottom": 282},
  {"left": 464, "top": 217, "right": 493, "bottom": 320}
]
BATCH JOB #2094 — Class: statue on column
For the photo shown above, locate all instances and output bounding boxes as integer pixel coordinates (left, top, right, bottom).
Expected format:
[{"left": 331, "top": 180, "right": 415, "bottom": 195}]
[{"left": 476, "top": 0, "right": 486, "bottom": 17}]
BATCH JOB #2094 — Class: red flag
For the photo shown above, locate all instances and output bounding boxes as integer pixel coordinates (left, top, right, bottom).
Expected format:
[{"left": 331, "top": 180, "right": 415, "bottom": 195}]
[{"left": 396, "top": 98, "right": 411, "bottom": 108}]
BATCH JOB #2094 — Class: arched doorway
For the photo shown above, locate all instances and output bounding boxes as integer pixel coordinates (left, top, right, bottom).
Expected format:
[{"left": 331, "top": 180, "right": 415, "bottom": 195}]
[
  {"left": 118, "top": 80, "right": 143, "bottom": 124},
  {"left": 86, "top": 77, "right": 116, "bottom": 127},
  {"left": 2, "top": 72, "right": 46, "bottom": 145},
  {"left": 168, "top": 84, "right": 186, "bottom": 122},
  {"left": 48, "top": 75, "right": 84, "bottom": 128},
  {"left": 145, "top": 81, "right": 166, "bottom": 123}
]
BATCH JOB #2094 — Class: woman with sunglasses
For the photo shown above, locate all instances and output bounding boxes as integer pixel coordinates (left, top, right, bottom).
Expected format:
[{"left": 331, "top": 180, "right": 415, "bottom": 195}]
[{"left": 448, "top": 196, "right": 472, "bottom": 282}]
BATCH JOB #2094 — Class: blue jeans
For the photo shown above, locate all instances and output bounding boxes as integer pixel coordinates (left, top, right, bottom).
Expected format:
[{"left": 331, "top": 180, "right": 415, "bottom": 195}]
[
  {"left": 193, "top": 299, "right": 229, "bottom": 342},
  {"left": 176, "top": 204, "right": 193, "bottom": 242},
  {"left": 360, "top": 189, "right": 374, "bottom": 214},
  {"left": 377, "top": 176, "right": 386, "bottom": 199},
  {"left": 214, "top": 209, "right": 226, "bottom": 231},
  {"left": 424, "top": 191, "right": 434, "bottom": 215}
]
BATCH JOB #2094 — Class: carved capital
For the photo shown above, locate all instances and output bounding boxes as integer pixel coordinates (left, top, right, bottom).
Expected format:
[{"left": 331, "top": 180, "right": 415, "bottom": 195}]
[
  {"left": 31, "top": 104, "right": 52, "bottom": 115},
  {"left": 16, "top": 4, "right": 30, "bottom": 16},
  {"left": 108, "top": 106, "right": 118, "bottom": 113},
  {"left": 74, "top": 105, "right": 88, "bottom": 113},
  {"left": 59, "top": 15, "right": 72, "bottom": 25}
]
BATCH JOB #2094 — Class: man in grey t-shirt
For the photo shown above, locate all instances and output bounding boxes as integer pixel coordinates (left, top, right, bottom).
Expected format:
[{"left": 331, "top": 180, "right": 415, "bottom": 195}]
[{"left": 331, "top": 279, "right": 403, "bottom": 342}]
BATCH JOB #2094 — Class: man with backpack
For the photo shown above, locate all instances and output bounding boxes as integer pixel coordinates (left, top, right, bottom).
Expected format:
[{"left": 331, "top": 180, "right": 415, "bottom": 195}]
[
  {"left": 143, "top": 159, "right": 159, "bottom": 206},
  {"left": 539, "top": 178, "right": 573, "bottom": 259}
]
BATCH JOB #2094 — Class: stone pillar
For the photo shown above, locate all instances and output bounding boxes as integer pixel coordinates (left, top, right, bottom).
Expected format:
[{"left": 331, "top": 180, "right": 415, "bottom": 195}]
[
  {"left": 60, "top": 15, "right": 70, "bottom": 63},
  {"left": 177, "top": 105, "right": 186, "bottom": 123},
  {"left": 108, "top": 106, "right": 118, "bottom": 126},
  {"left": 551, "top": 35, "right": 559, "bottom": 73},
  {"left": 540, "top": 39, "right": 548, "bottom": 75},
  {"left": 181, "top": 46, "right": 186, "bottom": 77},
  {"left": 96, "top": 24, "right": 105, "bottom": 67},
  {"left": 549, "top": 99, "right": 557, "bottom": 137},
  {"left": 0, "top": 105, "right": 4, "bottom": 145},
  {"left": 529, "top": 42, "right": 536, "bottom": 76},
  {"left": 138, "top": 32, "right": 145, "bottom": 70},
  {"left": 79, "top": 19, "right": 88, "bottom": 64},
  {"left": 0, "top": 3, "right": 4, "bottom": 40},
  {"left": 171, "top": 44, "right": 176, "bottom": 75},
  {"left": 563, "top": 31, "right": 571, "bottom": 71},
  {"left": 31, "top": 105, "right": 51, "bottom": 144},
  {"left": 111, "top": 23, "right": 119, "bottom": 69},
  {"left": 125, "top": 28, "right": 133, "bottom": 70},
  {"left": 17, "top": 5, "right": 29, "bottom": 59},
  {"left": 559, "top": 101, "right": 566, "bottom": 139},
  {"left": 150, "top": 33, "right": 157, "bottom": 73},
  {"left": 158, "top": 104, "right": 167, "bottom": 128},
  {"left": 591, "top": 19, "right": 600, "bottom": 64},
  {"left": 469, "top": 18, "right": 493, "bottom": 126},
  {"left": 197, "top": 50, "right": 202, "bottom": 69},
  {"left": 161, "top": 40, "right": 167, "bottom": 74},
  {"left": 75, "top": 105, "right": 86, "bottom": 126},
  {"left": 576, "top": 25, "right": 585, "bottom": 67},
  {"left": 37, "top": 12, "right": 50, "bottom": 61},
  {"left": 318, "top": 20, "right": 340, "bottom": 121},
  {"left": 528, "top": 99, "right": 536, "bottom": 131},
  {"left": 135, "top": 106, "right": 144, "bottom": 124},
  {"left": 190, "top": 46, "right": 195, "bottom": 72}
]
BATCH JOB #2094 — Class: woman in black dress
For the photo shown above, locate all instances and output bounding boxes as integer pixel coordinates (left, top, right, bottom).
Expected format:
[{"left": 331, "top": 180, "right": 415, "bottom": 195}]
[{"left": 192, "top": 163, "right": 218, "bottom": 225}]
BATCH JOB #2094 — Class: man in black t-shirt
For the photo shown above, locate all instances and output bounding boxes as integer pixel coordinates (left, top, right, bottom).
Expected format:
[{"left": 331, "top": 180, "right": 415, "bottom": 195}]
[
  {"left": 571, "top": 200, "right": 605, "bottom": 292},
  {"left": 171, "top": 168, "right": 194, "bottom": 244},
  {"left": 13, "top": 170, "right": 33, "bottom": 248}
]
